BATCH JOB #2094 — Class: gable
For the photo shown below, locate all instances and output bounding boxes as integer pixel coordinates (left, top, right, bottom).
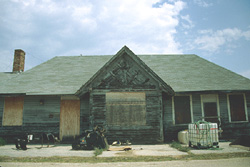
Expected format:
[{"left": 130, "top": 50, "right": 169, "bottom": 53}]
[
  {"left": 94, "top": 55, "right": 158, "bottom": 89},
  {"left": 76, "top": 46, "right": 174, "bottom": 96},
  {"left": 1, "top": 46, "right": 250, "bottom": 96}
]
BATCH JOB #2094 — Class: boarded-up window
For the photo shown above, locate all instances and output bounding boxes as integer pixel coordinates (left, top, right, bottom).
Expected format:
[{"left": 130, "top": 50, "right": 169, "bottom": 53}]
[
  {"left": 174, "top": 96, "right": 191, "bottom": 124},
  {"left": 3, "top": 96, "right": 24, "bottom": 126},
  {"left": 229, "top": 94, "right": 247, "bottom": 122},
  {"left": 106, "top": 92, "right": 146, "bottom": 126}
]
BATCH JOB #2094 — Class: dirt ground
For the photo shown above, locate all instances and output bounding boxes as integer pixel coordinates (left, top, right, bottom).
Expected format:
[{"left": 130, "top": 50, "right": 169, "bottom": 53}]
[
  {"left": 1, "top": 158, "right": 250, "bottom": 167},
  {"left": 0, "top": 142, "right": 249, "bottom": 158},
  {"left": 1, "top": 142, "right": 250, "bottom": 167}
]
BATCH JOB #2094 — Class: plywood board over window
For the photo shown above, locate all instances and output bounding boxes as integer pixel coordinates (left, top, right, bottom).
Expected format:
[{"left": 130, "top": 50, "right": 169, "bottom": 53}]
[
  {"left": 106, "top": 92, "right": 146, "bottom": 126},
  {"left": 3, "top": 96, "right": 24, "bottom": 126},
  {"left": 60, "top": 99, "right": 80, "bottom": 140}
]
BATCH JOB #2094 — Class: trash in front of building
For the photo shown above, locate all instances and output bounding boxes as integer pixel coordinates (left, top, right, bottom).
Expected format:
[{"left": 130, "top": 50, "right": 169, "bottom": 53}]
[
  {"left": 72, "top": 125, "right": 109, "bottom": 150},
  {"left": 188, "top": 120, "right": 219, "bottom": 149}
]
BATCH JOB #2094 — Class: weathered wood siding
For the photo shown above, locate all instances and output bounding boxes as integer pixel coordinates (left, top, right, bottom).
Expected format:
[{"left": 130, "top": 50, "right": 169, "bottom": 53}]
[
  {"left": 90, "top": 90, "right": 163, "bottom": 144},
  {"left": 80, "top": 93, "right": 90, "bottom": 133},
  {"left": 82, "top": 54, "right": 166, "bottom": 144},
  {"left": 0, "top": 96, "right": 61, "bottom": 141},
  {"left": 0, "top": 97, "right": 4, "bottom": 127},
  {"left": 220, "top": 93, "right": 250, "bottom": 139},
  {"left": 192, "top": 94, "right": 202, "bottom": 122},
  {"left": 22, "top": 96, "right": 60, "bottom": 138},
  {"left": 163, "top": 93, "right": 250, "bottom": 141}
]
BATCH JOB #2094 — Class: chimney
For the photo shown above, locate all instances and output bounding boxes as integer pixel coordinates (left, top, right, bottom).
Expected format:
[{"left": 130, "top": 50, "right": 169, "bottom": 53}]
[{"left": 13, "top": 49, "right": 25, "bottom": 72}]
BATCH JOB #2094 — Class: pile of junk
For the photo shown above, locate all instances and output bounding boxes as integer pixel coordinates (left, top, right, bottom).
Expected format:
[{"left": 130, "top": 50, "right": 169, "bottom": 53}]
[
  {"left": 71, "top": 125, "right": 132, "bottom": 151},
  {"left": 14, "top": 125, "right": 131, "bottom": 151},
  {"left": 15, "top": 132, "right": 58, "bottom": 150},
  {"left": 72, "top": 125, "right": 109, "bottom": 150},
  {"left": 178, "top": 120, "right": 222, "bottom": 149}
]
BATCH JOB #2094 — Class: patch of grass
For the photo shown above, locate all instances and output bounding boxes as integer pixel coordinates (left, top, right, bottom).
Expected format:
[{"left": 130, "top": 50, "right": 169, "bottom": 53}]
[
  {"left": 0, "top": 152, "right": 250, "bottom": 163},
  {"left": 0, "top": 138, "right": 6, "bottom": 146},
  {"left": 170, "top": 141, "right": 190, "bottom": 152},
  {"left": 0, "top": 156, "right": 177, "bottom": 163},
  {"left": 186, "top": 152, "right": 250, "bottom": 160},
  {"left": 94, "top": 148, "right": 104, "bottom": 156}
]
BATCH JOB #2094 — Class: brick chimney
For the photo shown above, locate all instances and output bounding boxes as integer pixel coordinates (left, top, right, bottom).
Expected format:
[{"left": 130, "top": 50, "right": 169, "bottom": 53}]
[{"left": 13, "top": 49, "right": 25, "bottom": 72}]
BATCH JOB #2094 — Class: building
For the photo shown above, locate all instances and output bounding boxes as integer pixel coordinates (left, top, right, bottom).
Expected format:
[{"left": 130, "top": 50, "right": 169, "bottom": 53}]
[{"left": 0, "top": 46, "right": 250, "bottom": 143}]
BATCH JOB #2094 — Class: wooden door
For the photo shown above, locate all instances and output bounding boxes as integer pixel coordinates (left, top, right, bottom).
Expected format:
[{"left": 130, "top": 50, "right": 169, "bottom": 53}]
[{"left": 60, "top": 100, "right": 80, "bottom": 140}]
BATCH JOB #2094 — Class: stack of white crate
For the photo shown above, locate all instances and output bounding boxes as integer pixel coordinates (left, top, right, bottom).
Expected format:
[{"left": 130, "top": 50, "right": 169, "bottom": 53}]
[{"left": 188, "top": 122, "right": 219, "bottom": 149}]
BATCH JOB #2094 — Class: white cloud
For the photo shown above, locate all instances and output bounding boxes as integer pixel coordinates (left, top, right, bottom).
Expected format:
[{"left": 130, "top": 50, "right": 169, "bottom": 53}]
[
  {"left": 181, "top": 15, "right": 194, "bottom": 29},
  {"left": 193, "top": 0, "right": 213, "bottom": 7},
  {"left": 0, "top": 0, "right": 187, "bottom": 72},
  {"left": 194, "top": 28, "right": 250, "bottom": 52}
]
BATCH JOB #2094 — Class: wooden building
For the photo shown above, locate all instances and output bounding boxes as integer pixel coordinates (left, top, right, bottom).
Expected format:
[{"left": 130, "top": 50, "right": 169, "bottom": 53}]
[{"left": 0, "top": 46, "right": 250, "bottom": 143}]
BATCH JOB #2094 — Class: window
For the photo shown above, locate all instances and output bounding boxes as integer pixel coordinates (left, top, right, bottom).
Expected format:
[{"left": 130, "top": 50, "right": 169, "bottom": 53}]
[
  {"left": 2, "top": 96, "right": 24, "bottom": 126},
  {"left": 228, "top": 94, "right": 248, "bottom": 122},
  {"left": 201, "top": 94, "right": 220, "bottom": 123},
  {"left": 106, "top": 92, "right": 146, "bottom": 126},
  {"left": 173, "top": 96, "right": 192, "bottom": 124}
]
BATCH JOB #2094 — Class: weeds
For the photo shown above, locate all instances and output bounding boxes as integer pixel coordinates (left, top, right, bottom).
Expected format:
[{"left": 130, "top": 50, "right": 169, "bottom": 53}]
[
  {"left": 1, "top": 152, "right": 250, "bottom": 163},
  {"left": 0, "top": 138, "right": 6, "bottom": 146},
  {"left": 170, "top": 141, "right": 190, "bottom": 152},
  {"left": 94, "top": 148, "right": 104, "bottom": 156}
]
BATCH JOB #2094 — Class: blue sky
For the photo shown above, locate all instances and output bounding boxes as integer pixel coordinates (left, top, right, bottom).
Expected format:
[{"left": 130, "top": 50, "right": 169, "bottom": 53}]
[{"left": 0, "top": 0, "right": 250, "bottom": 78}]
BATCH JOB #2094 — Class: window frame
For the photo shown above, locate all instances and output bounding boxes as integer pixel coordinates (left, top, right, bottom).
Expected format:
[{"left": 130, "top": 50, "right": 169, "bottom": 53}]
[
  {"left": 200, "top": 94, "right": 221, "bottom": 123},
  {"left": 227, "top": 93, "right": 248, "bottom": 123},
  {"left": 172, "top": 95, "right": 193, "bottom": 125}
]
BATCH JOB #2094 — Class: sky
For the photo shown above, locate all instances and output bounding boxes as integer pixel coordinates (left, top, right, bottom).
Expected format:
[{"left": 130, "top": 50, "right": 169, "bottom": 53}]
[{"left": 0, "top": 0, "right": 250, "bottom": 79}]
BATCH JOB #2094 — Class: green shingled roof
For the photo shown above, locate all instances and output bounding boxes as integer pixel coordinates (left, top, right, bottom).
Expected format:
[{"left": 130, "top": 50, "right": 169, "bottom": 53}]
[
  {"left": 139, "top": 54, "right": 250, "bottom": 92},
  {"left": 1, "top": 53, "right": 250, "bottom": 95}
]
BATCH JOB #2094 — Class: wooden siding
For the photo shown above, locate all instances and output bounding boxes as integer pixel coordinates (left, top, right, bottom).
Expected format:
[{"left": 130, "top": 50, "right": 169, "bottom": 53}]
[
  {"left": 0, "top": 97, "right": 4, "bottom": 126},
  {"left": 22, "top": 96, "right": 60, "bottom": 135},
  {"left": 23, "top": 96, "right": 60, "bottom": 124},
  {"left": 163, "top": 95, "right": 187, "bottom": 141},
  {"left": 192, "top": 94, "right": 202, "bottom": 122},
  {"left": 80, "top": 94, "right": 90, "bottom": 133},
  {"left": 106, "top": 92, "right": 146, "bottom": 126},
  {"left": 164, "top": 93, "right": 250, "bottom": 141},
  {"left": 89, "top": 90, "right": 163, "bottom": 144},
  {"left": 3, "top": 96, "right": 24, "bottom": 126},
  {"left": 60, "top": 99, "right": 80, "bottom": 140},
  {"left": 0, "top": 96, "right": 61, "bottom": 141},
  {"left": 76, "top": 51, "right": 167, "bottom": 144},
  {"left": 220, "top": 93, "right": 250, "bottom": 139}
]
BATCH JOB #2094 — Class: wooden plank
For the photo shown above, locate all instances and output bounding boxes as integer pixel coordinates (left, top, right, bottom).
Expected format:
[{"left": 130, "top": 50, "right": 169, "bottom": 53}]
[
  {"left": 60, "top": 100, "right": 80, "bottom": 140},
  {"left": 0, "top": 97, "right": 4, "bottom": 127},
  {"left": 106, "top": 92, "right": 146, "bottom": 126},
  {"left": 2, "top": 96, "right": 24, "bottom": 126}
]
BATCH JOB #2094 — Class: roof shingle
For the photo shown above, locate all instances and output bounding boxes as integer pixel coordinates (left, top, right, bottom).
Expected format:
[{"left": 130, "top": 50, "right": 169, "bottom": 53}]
[{"left": 0, "top": 53, "right": 250, "bottom": 95}]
